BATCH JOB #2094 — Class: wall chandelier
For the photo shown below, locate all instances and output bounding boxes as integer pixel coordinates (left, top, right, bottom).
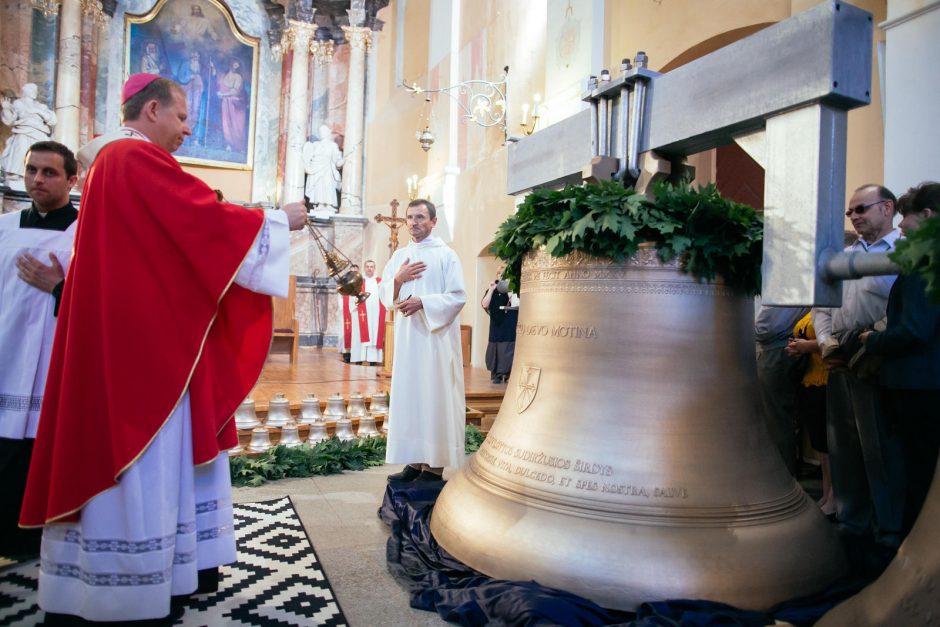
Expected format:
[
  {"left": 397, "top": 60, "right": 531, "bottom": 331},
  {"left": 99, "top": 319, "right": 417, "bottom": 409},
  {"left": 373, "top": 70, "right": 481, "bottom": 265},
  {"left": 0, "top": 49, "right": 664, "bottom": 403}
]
[{"left": 402, "top": 66, "right": 509, "bottom": 152}]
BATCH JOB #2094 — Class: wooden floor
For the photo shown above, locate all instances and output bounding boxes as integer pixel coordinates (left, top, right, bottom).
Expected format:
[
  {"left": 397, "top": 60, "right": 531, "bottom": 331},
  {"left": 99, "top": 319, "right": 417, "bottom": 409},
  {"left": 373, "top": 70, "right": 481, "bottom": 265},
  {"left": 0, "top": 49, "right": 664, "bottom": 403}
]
[{"left": 252, "top": 347, "right": 506, "bottom": 421}]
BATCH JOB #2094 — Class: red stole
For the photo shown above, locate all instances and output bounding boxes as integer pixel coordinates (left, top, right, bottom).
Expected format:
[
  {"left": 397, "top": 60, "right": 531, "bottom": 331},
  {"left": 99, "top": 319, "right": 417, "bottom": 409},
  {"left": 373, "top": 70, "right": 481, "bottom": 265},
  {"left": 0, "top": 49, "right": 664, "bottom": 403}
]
[
  {"left": 342, "top": 296, "right": 353, "bottom": 351},
  {"left": 20, "top": 139, "right": 271, "bottom": 526},
  {"left": 358, "top": 278, "right": 386, "bottom": 348}
]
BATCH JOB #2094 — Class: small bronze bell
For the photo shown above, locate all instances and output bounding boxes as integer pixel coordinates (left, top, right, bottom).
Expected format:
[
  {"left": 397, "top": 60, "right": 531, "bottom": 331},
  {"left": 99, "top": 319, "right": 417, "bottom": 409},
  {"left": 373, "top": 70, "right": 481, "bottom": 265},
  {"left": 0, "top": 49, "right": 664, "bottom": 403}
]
[
  {"left": 235, "top": 398, "right": 261, "bottom": 430},
  {"left": 307, "top": 421, "right": 329, "bottom": 445},
  {"left": 279, "top": 423, "right": 303, "bottom": 448},
  {"left": 299, "top": 394, "right": 322, "bottom": 424},
  {"left": 333, "top": 418, "right": 356, "bottom": 442},
  {"left": 247, "top": 426, "right": 272, "bottom": 453},
  {"left": 347, "top": 393, "right": 367, "bottom": 419},
  {"left": 369, "top": 391, "right": 389, "bottom": 417},
  {"left": 370, "top": 391, "right": 390, "bottom": 434},
  {"left": 266, "top": 392, "right": 293, "bottom": 428},
  {"left": 357, "top": 415, "right": 380, "bottom": 438},
  {"left": 324, "top": 393, "right": 347, "bottom": 420}
]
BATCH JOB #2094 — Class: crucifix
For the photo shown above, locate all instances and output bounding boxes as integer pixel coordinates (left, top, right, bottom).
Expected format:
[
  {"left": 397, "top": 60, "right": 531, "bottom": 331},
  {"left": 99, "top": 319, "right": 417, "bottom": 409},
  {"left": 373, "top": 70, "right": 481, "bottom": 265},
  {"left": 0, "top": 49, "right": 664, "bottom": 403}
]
[{"left": 374, "top": 198, "right": 407, "bottom": 253}]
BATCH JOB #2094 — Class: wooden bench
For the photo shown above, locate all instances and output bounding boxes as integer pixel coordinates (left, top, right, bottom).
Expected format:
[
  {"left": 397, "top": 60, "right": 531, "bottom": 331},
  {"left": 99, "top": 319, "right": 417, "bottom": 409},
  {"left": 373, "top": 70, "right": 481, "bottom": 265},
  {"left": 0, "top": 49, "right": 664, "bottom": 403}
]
[{"left": 270, "top": 275, "right": 299, "bottom": 363}]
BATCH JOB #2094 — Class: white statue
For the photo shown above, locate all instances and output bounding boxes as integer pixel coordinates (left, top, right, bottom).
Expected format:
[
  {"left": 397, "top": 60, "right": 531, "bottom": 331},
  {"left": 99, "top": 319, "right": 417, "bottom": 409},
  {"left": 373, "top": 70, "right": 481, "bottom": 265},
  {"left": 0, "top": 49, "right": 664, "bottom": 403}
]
[
  {"left": 1, "top": 83, "right": 57, "bottom": 186},
  {"left": 302, "top": 124, "right": 344, "bottom": 214}
]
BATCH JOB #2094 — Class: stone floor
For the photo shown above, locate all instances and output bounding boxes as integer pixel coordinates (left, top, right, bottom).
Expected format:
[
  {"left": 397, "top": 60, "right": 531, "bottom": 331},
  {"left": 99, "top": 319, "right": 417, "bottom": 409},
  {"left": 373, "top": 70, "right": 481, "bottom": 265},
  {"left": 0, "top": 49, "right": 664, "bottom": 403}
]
[{"left": 232, "top": 463, "right": 454, "bottom": 627}]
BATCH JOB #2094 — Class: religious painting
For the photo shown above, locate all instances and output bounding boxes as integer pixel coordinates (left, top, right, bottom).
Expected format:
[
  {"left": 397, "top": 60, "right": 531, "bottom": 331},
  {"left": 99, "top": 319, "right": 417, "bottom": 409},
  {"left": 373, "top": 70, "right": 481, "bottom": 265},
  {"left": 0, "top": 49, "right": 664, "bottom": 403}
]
[{"left": 125, "top": 0, "right": 259, "bottom": 169}]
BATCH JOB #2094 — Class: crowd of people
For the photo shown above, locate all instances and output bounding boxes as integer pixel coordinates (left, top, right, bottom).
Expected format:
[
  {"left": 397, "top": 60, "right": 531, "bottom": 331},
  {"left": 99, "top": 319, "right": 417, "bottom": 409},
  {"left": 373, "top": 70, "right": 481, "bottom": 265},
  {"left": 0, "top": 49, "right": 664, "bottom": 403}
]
[{"left": 757, "top": 182, "right": 940, "bottom": 576}]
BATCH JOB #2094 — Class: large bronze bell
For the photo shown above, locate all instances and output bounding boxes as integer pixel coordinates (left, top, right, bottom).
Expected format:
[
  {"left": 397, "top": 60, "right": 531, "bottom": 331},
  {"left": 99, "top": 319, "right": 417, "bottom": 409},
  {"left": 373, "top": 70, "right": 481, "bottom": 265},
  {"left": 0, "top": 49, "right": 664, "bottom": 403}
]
[
  {"left": 265, "top": 392, "right": 293, "bottom": 428},
  {"left": 430, "top": 248, "right": 845, "bottom": 611},
  {"left": 299, "top": 394, "right": 323, "bottom": 424},
  {"left": 247, "top": 426, "right": 272, "bottom": 454},
  {"left": 235, "top": 398, "right": 262, "bottom": 430}
]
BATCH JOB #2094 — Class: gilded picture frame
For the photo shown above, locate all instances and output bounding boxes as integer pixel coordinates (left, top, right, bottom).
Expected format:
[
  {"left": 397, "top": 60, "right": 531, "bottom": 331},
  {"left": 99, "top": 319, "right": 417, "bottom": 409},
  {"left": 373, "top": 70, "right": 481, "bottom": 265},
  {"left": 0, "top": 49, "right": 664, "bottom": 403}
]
[{"left": 125, "top": 0, "right": 260, "bottom": 169}]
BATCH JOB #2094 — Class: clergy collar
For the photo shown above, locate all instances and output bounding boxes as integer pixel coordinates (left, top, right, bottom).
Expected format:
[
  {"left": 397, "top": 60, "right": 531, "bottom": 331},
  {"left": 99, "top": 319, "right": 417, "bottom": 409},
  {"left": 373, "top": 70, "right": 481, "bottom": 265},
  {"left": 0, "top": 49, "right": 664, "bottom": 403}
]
[
  {"left": 29, "top": 201, "right": 73, "bottom": 218},
  {"left": 22, "top": 201, "right": 78, "bottom": 230}
]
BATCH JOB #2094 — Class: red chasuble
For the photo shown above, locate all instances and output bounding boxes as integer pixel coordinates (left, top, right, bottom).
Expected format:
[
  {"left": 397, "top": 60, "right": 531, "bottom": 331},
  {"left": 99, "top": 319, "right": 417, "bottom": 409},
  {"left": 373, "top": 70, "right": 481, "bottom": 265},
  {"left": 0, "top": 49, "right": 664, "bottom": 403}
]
[{"left": 20, "top": 139, "right": 272, "bottom": 526}]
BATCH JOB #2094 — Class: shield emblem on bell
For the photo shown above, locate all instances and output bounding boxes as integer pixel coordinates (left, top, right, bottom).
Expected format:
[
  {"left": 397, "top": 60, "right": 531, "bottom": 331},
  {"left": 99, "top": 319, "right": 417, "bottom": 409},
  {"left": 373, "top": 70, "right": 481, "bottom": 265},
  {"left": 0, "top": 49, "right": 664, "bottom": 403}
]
[{"left": 516, "top": 366, "right": 541, "bottom": 413}]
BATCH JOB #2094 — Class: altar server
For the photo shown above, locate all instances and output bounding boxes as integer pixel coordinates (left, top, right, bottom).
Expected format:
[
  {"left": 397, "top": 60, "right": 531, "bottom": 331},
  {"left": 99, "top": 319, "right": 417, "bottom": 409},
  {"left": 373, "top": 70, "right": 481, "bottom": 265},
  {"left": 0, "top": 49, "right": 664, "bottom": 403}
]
[{"left": 0, "top": 141, "right": 77, "bottom": 558}]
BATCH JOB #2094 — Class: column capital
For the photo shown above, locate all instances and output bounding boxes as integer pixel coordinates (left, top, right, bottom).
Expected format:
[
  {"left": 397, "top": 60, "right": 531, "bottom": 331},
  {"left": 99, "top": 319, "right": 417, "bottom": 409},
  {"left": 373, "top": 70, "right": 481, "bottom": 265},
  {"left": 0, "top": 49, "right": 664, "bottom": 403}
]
[
  {"left": 79, "top": 0, "right": 108, "bottom": 25},
  {"left": 341, "top": 25, "right": 372, "bottom": 51},
  {"left": 286, "top": 18, "right": 317, "bottom": 50}
]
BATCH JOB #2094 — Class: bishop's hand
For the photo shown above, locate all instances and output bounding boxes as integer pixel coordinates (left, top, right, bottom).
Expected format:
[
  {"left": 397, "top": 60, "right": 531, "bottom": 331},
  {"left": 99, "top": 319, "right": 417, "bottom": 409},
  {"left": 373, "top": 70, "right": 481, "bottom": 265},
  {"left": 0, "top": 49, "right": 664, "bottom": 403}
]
[{"left": 281, "top": 201, "right": 307, "bottom": 231}]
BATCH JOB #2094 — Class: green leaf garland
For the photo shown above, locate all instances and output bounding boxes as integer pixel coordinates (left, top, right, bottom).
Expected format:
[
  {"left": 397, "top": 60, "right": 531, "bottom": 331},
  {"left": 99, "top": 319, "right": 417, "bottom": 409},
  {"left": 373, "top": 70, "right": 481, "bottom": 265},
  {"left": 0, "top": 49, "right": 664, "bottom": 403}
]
[
  {"left": 230, "top": 424, "right": 488, "bottom": 487},
  {"left": 491, "top": 179, "right": 763, "bottom": 295}
]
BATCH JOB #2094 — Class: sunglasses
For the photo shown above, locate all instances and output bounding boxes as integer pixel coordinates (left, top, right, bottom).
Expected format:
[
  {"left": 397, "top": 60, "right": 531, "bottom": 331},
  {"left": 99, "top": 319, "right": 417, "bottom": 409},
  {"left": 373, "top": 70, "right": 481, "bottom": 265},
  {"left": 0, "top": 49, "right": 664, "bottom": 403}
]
[{"left": 845, "top": 200, "right": 884, "bottom": 217}]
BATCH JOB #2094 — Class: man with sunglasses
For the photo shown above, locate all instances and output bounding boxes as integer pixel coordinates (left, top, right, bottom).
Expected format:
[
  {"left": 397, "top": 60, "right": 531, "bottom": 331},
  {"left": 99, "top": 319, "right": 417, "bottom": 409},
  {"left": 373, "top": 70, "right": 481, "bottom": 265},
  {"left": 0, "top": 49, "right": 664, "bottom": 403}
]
[{"left": 812, "top": 184, "right": 903, "bottom": 571}]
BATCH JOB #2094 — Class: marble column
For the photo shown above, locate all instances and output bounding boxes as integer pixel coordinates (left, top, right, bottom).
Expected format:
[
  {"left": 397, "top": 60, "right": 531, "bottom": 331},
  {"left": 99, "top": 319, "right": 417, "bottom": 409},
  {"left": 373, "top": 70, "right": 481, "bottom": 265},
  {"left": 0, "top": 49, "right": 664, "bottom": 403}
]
[
  {"left": 53, "top": 0, "right": 82, "bottom": 152},
  {"left": 338, "top": 26, "right": 371, "bottom": 215},
  {"left": 79, "top": 1, "right": 104, "bottom": 147},
  {"left": 282, "top": 19, "right": 316, "bottom": 204}
]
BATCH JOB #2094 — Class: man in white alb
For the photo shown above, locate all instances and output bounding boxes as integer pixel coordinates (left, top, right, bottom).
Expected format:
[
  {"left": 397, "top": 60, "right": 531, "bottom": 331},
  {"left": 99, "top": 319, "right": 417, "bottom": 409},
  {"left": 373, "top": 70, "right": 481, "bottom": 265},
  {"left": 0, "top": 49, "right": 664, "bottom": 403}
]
[{"left": 379, "top": 199, "right": 466, "bottom": 482}]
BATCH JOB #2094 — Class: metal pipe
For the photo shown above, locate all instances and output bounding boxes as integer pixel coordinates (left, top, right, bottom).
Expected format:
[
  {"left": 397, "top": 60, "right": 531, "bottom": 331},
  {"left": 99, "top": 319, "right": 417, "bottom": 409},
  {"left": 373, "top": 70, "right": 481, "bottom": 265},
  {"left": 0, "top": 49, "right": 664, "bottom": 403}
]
[
  {"left": 614, "top": 58, "right": 633, "bottom": 181},
  {"left": 598, "top": 98, "right": 609, "bottom": 156},
  {"left": 627, "top": 52, "right": 649, "bottom": 180},
  {"left": 587, "top": 75, "right": 599, "bottom": 157},
  {"left": 821, "top": 251, "right": 899, "bottom": 282}
]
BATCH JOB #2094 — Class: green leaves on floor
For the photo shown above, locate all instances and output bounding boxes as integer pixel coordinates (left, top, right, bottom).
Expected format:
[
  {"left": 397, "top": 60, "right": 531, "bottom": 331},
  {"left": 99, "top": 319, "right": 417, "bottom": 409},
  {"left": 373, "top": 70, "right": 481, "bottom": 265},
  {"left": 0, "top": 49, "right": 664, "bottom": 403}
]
[{"left": 231, "top": 425, "right": 487, "bottom": 487}]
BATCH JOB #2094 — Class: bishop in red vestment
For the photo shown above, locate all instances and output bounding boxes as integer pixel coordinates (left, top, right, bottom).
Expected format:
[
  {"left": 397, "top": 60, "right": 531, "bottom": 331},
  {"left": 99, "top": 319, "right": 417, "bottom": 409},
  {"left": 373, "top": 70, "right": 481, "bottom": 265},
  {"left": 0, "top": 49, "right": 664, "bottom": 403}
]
[{"left": 19, "top": 75, "right": 307, "bottom": 623}]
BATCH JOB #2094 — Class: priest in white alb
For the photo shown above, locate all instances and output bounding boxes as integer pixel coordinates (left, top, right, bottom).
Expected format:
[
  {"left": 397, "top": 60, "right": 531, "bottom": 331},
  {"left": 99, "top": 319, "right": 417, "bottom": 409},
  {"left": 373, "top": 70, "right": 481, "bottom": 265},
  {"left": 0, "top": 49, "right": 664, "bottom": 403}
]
[
  {"left": 350, "top": 259, "right": 386, "bottom": 365},
  {"left": 379, "top": 199, "right": 466, "bottom": 482}
]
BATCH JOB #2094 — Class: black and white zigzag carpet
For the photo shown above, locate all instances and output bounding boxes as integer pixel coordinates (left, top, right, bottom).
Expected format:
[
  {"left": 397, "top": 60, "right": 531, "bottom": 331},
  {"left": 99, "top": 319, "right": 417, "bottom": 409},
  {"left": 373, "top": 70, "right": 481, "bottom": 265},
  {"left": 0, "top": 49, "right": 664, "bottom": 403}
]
[{"left": 0, "top": 497, "right": 347, "bottom": 626}]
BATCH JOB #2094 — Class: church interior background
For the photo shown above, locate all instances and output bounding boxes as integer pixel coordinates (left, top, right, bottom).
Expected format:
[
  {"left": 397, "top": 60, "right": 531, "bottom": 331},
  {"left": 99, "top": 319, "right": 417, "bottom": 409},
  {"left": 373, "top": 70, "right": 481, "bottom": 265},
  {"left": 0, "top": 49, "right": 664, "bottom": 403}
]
[
  {"left": 2, "top": 0, "right": 937, "bottom": 367},
  {"left": 2, "top": 0, "right": 940, "bottom": 623}
]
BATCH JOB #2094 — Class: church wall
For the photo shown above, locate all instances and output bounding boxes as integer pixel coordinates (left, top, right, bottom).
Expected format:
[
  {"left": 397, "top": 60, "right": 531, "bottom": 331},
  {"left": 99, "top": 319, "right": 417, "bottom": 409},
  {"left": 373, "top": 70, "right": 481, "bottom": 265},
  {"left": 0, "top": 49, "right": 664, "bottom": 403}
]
[
  {"left": 364, "top": 0, "right": 892, "bottom": 368},
  {"left": 882, "top": 0, "right": 940, "bottom": 193}
]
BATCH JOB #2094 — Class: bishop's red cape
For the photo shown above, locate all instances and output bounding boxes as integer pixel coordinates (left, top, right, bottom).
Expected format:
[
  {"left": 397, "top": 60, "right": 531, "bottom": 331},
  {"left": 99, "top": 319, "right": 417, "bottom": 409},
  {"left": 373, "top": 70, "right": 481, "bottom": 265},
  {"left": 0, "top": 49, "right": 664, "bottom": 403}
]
[
  {"left": 342, "top": 278, "right": 386, "bottom": 350},
  {"left": 20, "top": 139, "right": 272, "bottom": 526}
]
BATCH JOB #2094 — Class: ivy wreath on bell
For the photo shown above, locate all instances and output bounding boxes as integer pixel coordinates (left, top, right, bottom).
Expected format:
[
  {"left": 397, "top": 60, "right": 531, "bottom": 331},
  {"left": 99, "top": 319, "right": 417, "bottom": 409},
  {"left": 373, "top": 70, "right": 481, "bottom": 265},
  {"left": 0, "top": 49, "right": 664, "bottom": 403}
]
[{"left": 490, "top": 179, "right": 764, "bottom": 296}]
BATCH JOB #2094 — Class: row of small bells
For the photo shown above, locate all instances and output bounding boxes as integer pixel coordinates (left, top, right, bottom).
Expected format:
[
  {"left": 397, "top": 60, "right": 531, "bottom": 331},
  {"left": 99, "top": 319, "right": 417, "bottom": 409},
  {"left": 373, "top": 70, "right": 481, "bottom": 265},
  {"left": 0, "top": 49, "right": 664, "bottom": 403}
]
[{"left": 230, "top": 390, "right": 390, "bottom": 455}]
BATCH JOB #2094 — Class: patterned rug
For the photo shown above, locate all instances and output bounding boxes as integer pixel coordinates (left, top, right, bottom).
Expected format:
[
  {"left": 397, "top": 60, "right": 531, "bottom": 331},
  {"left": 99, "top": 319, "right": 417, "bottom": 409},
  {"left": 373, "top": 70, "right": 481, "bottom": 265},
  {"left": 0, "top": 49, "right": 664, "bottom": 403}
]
[{"left": 0, "top": 497, "right": 347, "bottom": 626}]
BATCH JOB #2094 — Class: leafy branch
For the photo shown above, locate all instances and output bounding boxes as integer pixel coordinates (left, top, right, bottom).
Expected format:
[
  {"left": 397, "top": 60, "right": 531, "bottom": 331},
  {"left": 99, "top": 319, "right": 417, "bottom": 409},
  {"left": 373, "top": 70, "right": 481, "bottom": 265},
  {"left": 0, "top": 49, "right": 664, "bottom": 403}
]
[
  {"left": 491, "top": 179, "right": 763, "bottom": 295},
  {"left": 891, "top": 215, "right": 940, "bottom": 303}
]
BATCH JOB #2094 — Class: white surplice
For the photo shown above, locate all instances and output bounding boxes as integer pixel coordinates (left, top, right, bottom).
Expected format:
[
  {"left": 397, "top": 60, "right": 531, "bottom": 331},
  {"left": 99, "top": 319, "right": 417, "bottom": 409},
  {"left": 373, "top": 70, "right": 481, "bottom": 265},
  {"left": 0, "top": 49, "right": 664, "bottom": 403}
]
[
  {"left": 37, "top": 210, "right": 290, "bottom": 622},
  {"left": 350, "top": 275, "right": 383, "bottom": 363},
  {"left": 379, "top": 236, "right": 466, "bottom": 468},
  {"left": 0, "top": 211, "right": 75, "bottom": 440}
]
